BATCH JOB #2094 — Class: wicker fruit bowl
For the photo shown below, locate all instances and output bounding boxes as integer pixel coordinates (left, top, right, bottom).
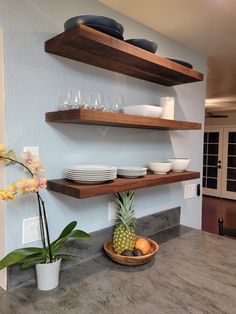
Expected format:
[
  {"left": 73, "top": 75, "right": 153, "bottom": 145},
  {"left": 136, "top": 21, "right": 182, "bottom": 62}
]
[{"left": 103, "top": 237, "right": 159, "bottom": 266}]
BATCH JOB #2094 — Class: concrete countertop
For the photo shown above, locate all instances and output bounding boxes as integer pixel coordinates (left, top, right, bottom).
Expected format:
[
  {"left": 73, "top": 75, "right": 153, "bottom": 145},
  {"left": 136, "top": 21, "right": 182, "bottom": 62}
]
[{"left": 0, "top": 225, "right": 235, "bottom": 314}]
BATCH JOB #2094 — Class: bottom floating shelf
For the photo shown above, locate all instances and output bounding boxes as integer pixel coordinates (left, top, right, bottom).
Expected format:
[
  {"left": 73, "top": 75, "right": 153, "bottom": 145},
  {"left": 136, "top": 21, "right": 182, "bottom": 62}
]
[{"left": 47, "top": 171, "right": 200, "bottom": 199}]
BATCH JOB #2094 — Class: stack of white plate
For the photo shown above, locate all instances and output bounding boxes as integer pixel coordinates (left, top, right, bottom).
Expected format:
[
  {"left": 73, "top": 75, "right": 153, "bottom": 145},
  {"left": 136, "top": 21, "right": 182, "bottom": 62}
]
[
  {"left": 64, "top": 164, "right": 117, "bottom": 184},
  {"left": 117, "top": 167, "right": 147, "bottom": 178}
]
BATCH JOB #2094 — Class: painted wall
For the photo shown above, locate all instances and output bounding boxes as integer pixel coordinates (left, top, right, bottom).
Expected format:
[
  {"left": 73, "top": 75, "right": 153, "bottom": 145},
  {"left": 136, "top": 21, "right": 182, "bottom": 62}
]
[
  {"left": 0, "top": 0, "right": 206, "bottom": 255},
  {"left": 0, "top": 26, "right": 7, "bottom": 289}
]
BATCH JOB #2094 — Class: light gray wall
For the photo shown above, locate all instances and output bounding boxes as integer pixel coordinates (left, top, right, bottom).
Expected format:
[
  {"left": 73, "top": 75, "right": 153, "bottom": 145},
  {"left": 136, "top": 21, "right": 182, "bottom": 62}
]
[
  {"left": 0, "top": 0, "right": 206, "bottom": 253},
  {"left": 0, "top": 26, "right": 7, "bottom": 289}
]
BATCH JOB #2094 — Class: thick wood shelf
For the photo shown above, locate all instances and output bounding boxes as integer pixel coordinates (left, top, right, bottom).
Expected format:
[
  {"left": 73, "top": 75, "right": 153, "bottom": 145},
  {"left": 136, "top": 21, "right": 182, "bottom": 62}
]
[
  {"left": 45, "top": 109, "right": 201, "bottom": 130},
  {"left": 45, "top": 24, "right": 203, "bottom": 86},
  {"left": 47, "top": 171, "right": 200, "bottom": 199}
]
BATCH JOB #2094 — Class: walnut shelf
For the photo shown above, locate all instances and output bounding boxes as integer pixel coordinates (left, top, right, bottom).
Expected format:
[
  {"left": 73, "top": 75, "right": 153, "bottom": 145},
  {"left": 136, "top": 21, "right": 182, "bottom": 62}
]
[
  {"left": 45, "top": 109, "right": 201, "bottom": 130},
  {"left": 45, "top": 24, "right": 203, "bottom": 86},
  {"left": 47, "top": 171, "right": 200, "bottom": 199}
]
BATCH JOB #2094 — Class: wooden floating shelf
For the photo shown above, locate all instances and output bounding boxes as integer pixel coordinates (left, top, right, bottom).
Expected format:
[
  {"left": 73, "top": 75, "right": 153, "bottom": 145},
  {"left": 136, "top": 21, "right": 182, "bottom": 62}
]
[
  {"left": 47, "top": 171, "right": 200, "bottom": 199},
  {"left": 45, "top": 24, "right": 203, "bottom": 86},
  {"left": 45, "top": 109, "right": 201, "bottom": 130}
]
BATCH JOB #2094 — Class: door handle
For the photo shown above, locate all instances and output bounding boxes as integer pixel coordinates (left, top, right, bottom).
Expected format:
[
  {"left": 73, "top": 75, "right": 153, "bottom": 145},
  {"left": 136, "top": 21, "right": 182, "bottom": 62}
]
[{"left": 218, "top": 165, "right": 221, "bottom": 169}]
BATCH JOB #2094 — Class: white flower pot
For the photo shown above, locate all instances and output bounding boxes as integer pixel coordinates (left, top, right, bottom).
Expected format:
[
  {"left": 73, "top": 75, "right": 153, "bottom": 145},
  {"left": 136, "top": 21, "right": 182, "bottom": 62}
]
[{"left": 35, "top": 259, "right": 61, "bottom": 290}]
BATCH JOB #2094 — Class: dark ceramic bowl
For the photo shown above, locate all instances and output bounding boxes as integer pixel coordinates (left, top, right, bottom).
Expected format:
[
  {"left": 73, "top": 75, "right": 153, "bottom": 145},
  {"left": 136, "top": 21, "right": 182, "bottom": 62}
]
[
  {"left": 64, "top": 15, "right": 124, "bottom": 35},
  {"left": 167, "top": 58, "right": 193, "bottom": 69},
  {"left": 83, "top": 23, "right": 124, "bottom": 40},
  {"left": 125, "top": 38, "right": 158, "bottom": 53}
]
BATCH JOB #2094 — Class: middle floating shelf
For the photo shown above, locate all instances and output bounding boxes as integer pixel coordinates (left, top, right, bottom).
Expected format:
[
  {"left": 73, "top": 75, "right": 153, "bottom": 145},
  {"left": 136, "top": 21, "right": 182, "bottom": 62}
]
[
  {"left": 47, "top": 171, "right": 200, "bottom": 199},
  {"left": 45, "top": 109, "right": 201, "bottom": 130}
]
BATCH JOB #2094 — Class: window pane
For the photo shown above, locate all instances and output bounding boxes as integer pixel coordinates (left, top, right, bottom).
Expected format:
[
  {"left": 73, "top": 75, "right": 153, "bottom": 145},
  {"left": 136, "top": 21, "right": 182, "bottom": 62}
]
[
  {"left": 204, "top": 132, "right": 208, "bottom": 143},
  {"left": 228, "top": 144, "right": 236, "bottom": 156},
  {"left": 203, "top": 155, "right": 207, "bottom": 165},
  {"left": 228, "top": 132, "right": 236, "bottom": 143},
  {"left": 202, "top": 177, "right": 206, "bottom": 188},
  {"left": 207, "top": 178, "right": 217, "bottom": 189},
  {"left": 208, "top": 132, "right": 219, "bottom": 143},
  {"left": 207, "top": 166, "right": 217, "bottom": 178},
  {"left": 208, "top": 155, "right": 218, "bottom": 166},
  {"left": 208, "top": 144, "right": 218, "bottom": 155},
  {"left": 204, "top": 144, "right": 207, "bottom": 154},
  {"left": 228, "top": 156, "right": 236, "bottom": 167},
  {"left": 227, "top": 180, "right": 236, "bottom": 192},
  {"left": 203, "top": 166, "right": 206, "bottom": 176},
  {"left": 227, "top": 168, "right": 236, "bottom": 180}
]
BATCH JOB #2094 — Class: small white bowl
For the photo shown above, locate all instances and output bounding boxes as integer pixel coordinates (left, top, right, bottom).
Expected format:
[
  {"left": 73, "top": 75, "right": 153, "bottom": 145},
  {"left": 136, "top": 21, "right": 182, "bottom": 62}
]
[
  {"left": 167, "top": 158, "right": 191, "bottom": 172},
  {"left": 148, "top": 161, "right": 172, "bottom": 174}
]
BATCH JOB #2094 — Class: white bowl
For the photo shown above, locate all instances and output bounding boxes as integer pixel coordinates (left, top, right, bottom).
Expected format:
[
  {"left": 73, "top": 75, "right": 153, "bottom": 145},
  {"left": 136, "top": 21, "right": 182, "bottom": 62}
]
[
  {"left": 167, "top": 158, "right": 191, "bottom": 172},
  {"left": 123, "top": 105, "right": 163, "bottom": 118},
  {"left": 148, "top": 161, "right": 172, "bottom": 174}
]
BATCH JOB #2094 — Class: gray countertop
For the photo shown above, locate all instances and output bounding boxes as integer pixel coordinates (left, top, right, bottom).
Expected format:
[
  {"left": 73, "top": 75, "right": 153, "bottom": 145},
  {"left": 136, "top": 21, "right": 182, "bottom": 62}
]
[{"left": 0, "top": 225, "right": 235, "bottom": 314}]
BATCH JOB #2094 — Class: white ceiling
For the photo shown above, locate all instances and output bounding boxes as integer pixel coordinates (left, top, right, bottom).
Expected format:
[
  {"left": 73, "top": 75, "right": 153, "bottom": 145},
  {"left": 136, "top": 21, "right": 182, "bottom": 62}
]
[{"left": 101, "top": 0, "right": 236, "bottom": 112}]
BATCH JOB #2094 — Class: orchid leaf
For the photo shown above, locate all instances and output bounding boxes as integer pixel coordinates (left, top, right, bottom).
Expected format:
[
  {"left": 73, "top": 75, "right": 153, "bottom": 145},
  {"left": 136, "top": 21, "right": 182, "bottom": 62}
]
[
  {"left": 69, "top": 230, "right": 91, "bottom": 240},
  {"left": 21, "top": 257, "right": 45, "bottom": 269},
  {"left": 54, "top": 253, "right": 77, "bottom": 260},
  {"left": 57, "top": 221, "right": 77, "bottom": 239},
  {"left": 0, "top": 248, "right": 43, "bottom": 270}
]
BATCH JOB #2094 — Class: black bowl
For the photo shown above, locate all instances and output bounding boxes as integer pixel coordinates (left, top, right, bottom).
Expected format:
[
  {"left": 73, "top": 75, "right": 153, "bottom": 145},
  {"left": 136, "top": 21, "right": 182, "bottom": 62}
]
[
  {"left": 64, "top": 15, "right": 124, "bottom": 35},
  {"left": 125, "top": 38, "right": 158, "bottom": 53},
  {"left": 166, "top": 58, "right": 193, "bottom": 69},
  {"left": 84, "top": 23, "right": 124, "bottom": 40}
]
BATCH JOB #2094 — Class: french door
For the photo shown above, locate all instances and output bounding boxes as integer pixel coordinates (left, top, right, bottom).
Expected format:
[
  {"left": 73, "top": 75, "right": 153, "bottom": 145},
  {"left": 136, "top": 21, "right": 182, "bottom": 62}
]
[{"left": 203, "top": 127, "right": 236, "bottom": 200}]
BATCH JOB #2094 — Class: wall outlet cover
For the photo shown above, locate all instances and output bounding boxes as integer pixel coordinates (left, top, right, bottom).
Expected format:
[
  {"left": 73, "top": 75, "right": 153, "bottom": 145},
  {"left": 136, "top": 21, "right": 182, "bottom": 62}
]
[
  {"left": 22, "top": 217, "right": 41, "bottom": 244},
  {"left": 184, "top": 184, "right": 197, "bottom": 199}
]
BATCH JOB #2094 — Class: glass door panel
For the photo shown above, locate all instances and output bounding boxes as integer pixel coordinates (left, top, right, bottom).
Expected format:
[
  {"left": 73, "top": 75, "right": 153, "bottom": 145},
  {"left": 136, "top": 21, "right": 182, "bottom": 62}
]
[
  {"left": 203, "top": 128, "right": 223, "bottom": 197},
  {"left": 222, "top": 129, "right": 236, "bottom": 199}
]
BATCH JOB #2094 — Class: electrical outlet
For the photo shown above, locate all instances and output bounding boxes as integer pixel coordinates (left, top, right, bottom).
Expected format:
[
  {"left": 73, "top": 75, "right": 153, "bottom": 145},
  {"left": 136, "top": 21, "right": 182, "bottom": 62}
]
[
  {"left": 184, "top": 184, "right": 197, "bottom": 199},
  {"left": 22, "top": 217, "right": 41, "bottom": 244},
  {"left": 108, "top": 201, "right": 117, "bottom": 222}
]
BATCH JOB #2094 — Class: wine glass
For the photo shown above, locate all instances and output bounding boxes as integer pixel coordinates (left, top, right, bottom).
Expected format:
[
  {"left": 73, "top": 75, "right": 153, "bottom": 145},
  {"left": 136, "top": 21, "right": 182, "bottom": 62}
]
[
  {"left": 92, "top": 92, "right": 104, "bottom": 111},
  {"left": 73, "top": 89, "right": 85, "bottom": 109},
  {"left": 111, "top": 95, "right": 124, "bottom": 113}
]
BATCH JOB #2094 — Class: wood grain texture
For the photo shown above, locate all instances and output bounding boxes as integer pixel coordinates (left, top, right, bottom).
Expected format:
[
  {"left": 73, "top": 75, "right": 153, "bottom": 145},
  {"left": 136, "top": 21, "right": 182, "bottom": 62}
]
[
  {"left": 47, "top": 171, "right": 200, "bottom": 199},
  {"left": 45, "top": 24, "right": 204, "bottom": 86},
  {"left": 202, "top": 195, "right": 236, "bottom": 238},
  {"left": 46, "top": 109, "right": 202, "bottom": 130}
]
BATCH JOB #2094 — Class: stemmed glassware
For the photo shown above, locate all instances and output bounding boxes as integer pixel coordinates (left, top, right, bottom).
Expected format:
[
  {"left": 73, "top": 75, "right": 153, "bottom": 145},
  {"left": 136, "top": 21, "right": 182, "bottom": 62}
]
[{"left": 57, "top": 89, "right": 124, "bottom": 113}]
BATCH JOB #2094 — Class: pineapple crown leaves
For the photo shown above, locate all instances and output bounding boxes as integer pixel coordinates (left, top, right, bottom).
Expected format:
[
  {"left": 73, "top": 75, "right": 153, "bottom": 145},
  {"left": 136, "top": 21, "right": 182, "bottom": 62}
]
[{"left": 114, "top": 191, "right": 136, "bottom": 230}]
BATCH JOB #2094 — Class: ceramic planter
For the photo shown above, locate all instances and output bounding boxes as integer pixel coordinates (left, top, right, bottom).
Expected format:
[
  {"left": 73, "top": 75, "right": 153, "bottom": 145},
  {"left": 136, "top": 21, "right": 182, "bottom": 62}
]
[{"left": 35, "top": 259, "right": 61, "bottom": 290}]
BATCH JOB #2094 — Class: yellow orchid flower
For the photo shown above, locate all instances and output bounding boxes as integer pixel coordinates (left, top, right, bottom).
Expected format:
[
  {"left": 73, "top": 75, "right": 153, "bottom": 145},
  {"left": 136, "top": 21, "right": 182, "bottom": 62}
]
[
  {"left": 0, "top": 188, "right": 16, "bottom": 201},
  {"left": 16, "top": 178, "right": 38, "bottom": 194}
]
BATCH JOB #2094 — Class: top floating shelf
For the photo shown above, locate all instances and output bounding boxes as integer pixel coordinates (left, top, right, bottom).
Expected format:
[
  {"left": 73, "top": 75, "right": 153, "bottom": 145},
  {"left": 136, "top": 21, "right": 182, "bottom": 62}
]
[{"left": 45, "top": 24, "right": 204, "bottom": 86}]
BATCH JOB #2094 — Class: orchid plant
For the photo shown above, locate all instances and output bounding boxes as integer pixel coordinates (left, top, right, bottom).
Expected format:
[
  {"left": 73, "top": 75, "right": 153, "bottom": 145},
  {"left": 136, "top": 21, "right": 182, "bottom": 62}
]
[{"left": 0, "top": 144, "right": 90, "bottom": 270}]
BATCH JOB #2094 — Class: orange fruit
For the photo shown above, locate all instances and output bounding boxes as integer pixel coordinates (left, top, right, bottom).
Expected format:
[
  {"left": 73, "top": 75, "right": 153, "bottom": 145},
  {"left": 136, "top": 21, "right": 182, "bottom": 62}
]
[{"left": 135, "top": 237, "right": 151, "bottom": 255}]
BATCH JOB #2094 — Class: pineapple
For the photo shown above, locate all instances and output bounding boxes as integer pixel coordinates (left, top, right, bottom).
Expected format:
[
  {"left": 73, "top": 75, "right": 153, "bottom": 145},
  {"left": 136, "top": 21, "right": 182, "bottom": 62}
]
[{"left": 112, "top": 191, "right": 136, "bottom": 254}]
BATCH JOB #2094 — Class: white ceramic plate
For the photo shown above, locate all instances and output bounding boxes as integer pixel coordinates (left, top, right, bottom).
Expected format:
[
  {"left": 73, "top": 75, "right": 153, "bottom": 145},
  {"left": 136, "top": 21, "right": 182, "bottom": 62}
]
[
  {"left": 117, "top": 166, "right": 147, "bottom": 172},
  {"left": 123, "top": 105, "right": 163, "bottom": 118},
  {"left": 118, "top": 173, "right": 146, "bottom": 178},
  {"left": 65, "top": 164, "right": 117, "bottom": 171}
]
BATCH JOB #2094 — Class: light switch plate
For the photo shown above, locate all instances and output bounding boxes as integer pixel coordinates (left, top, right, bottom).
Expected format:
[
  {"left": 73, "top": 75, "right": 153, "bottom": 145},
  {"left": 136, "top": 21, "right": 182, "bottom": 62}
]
[
  {"left": 184, "top": 184, "right": 197, "bottom": 199},
  {"left": 22, "top": 217, "right": 41, "bottom": 244}
]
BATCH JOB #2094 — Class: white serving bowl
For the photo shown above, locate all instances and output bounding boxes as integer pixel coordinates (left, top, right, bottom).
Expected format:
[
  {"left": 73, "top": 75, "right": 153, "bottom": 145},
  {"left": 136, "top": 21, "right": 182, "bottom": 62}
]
[
  {"left": 148, "top": 161, "right": 172, "bottom": 174},
  {"left": 167, "top": 158, "right": 191, "bottom": 172}
]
